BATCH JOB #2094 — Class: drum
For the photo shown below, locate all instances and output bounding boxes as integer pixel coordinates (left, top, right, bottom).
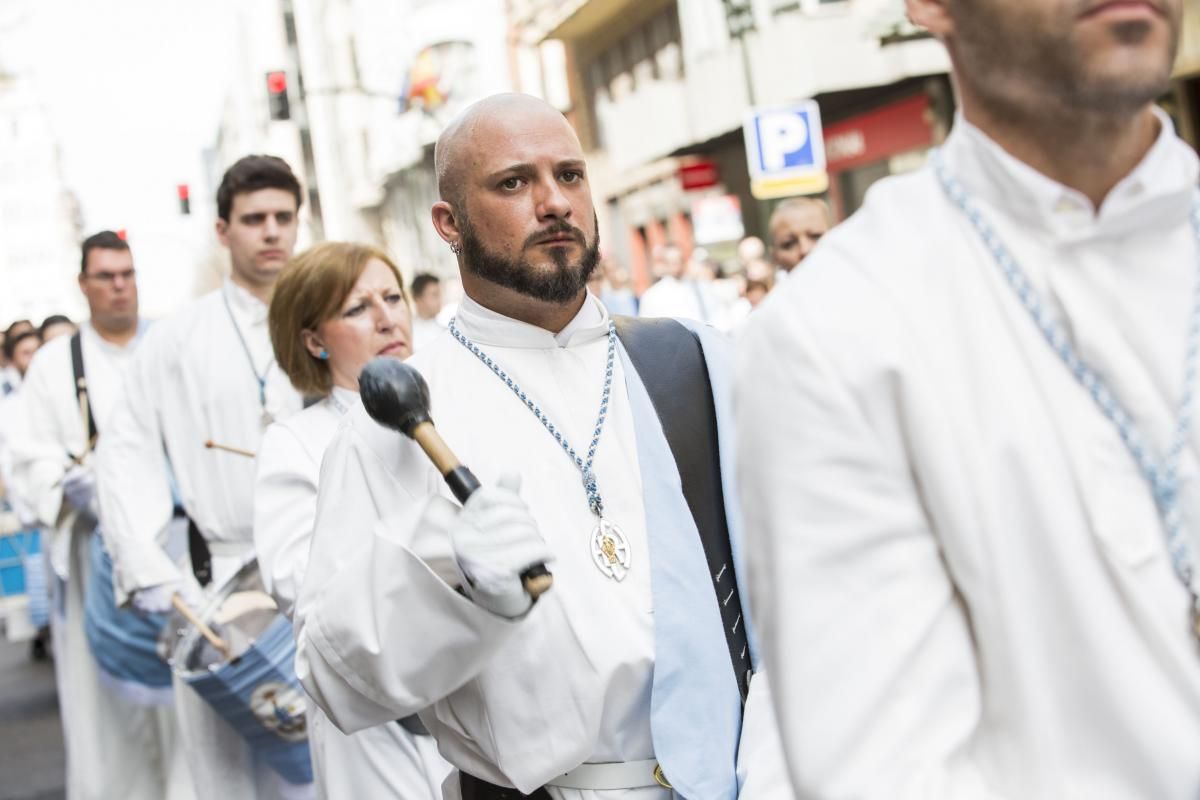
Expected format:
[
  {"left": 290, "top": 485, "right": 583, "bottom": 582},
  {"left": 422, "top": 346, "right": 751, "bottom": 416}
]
[
  {"left": 84, "top": 531, "right": 173, "bottom": 689},
  {"left": 173, "top": 558, "right": 312, "bottom": 785}
]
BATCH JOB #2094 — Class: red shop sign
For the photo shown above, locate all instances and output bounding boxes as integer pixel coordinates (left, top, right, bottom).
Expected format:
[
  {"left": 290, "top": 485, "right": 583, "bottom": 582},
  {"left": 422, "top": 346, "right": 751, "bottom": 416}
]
[
  {"left": 823, "top": 94, "right": 933, "bottom": 174},
  {"left": 679, "top": 160, "right": 721, "bottom": 191}
]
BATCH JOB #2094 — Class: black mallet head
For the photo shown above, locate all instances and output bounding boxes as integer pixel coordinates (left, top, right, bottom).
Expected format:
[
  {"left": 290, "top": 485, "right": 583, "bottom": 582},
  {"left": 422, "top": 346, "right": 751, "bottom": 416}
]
[{"left": 359, "top": 358, "right": 432, "bottom": 438}]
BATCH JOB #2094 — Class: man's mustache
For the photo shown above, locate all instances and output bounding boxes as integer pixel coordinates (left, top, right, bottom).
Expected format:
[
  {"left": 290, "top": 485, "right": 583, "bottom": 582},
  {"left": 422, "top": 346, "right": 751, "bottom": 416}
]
[{"left": 524, "top": 221, "right": 586, "bottom": 248}]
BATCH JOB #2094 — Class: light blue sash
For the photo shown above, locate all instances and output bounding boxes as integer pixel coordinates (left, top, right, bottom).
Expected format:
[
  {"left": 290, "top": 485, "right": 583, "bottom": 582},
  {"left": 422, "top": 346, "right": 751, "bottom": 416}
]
[{"left": 619, "top": 321, "right": 757, "bottom": 799}]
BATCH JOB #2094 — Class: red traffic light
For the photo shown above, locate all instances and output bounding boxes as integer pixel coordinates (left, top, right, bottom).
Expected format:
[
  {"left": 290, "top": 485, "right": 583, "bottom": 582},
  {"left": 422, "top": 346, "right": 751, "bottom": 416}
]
[
  {"left": 176, "top": 184, "right": 190, "bottom": 201},
  {"left": 266, "top": 71, "right": 291, "bottom": 121},
  {"left": 266, "top": 71, "right": 288, "bottom": 95}
]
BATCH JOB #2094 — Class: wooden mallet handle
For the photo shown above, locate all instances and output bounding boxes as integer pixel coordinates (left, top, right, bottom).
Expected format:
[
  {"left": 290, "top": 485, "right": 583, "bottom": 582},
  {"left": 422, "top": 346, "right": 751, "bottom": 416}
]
[
  {"left": 410, "top": 422, "right": 553, "bottom": 598},
  {"left": 360, "top": 358, "right": 554, "bottom": 600}
]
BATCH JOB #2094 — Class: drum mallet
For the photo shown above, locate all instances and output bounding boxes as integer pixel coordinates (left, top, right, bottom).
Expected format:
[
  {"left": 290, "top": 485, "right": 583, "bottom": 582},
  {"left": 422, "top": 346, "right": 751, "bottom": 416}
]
[
  {"left": 171, "top": 595, "right": 231, "bottom": 659},
  {"left": 359, "top": 357, "right": 553, "bottom": 599}
]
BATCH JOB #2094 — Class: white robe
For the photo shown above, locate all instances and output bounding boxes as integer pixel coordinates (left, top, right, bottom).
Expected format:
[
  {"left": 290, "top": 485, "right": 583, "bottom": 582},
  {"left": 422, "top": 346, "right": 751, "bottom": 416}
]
[
  {"left": 638, "top": 276, "right": 724, "bottom": 329},
  {"left": 254, "top": 387, "right": 451, "bottom": 799},
  {"left": 296, "top": 294, "right": 783, "bottom": 798},
  {"left": 412, "top": 316, "right": 446, "bottom": 351},
  {"left": 97, "top": 279, "right": 308, "bottom": 800},
  {"left": 736, "top": 109, "right": 1200, "bottom": 799},
  {"left": 9, "top": 322, "right": 193, "bottom": 800}
]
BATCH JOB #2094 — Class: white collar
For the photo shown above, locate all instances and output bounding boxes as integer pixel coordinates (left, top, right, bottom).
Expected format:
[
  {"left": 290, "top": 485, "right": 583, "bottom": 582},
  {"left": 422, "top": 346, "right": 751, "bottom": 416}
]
[
  {"left": 223, "top": 277, "right": 269, "bottom": 325},
  {"left": 328, "top": 385, "right": 358, "bottom": 415},
  {"left": 81, "top": 319, "right": 147, "bottom": 355},
  {"left": 453, "top": 292, "right": 610, "bottom": 350},
  {"left": 941, "top": 106, "right": 1198, "bottom": 241}
]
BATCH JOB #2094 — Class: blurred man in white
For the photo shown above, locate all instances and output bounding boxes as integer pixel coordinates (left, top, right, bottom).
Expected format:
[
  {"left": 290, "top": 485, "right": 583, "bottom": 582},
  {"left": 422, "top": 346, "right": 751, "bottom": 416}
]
[
  {"left": 12, "top": 231, "right": 193, "bottom": 799},
  {"left": 737, "top": 1, "right": 1200, "bottom": 798},
  {"left": 98, "top": 156, "right": 307, "bottom": 799},
  {"left": 638, "top": 244, "right": 722, "bottom": 326},
  {"left": 410, "top": 273, "right": 446, "bottom": 349}
]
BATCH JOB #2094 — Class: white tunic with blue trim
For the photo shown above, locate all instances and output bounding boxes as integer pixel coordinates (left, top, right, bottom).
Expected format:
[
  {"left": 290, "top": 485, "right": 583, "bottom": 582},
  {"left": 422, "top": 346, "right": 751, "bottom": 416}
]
[
  {"left": 738, "top": 109, "right": 1200, "bottom": 799},
  {"left": 296, "top": 294, "right": 786, "bottom": 798}
]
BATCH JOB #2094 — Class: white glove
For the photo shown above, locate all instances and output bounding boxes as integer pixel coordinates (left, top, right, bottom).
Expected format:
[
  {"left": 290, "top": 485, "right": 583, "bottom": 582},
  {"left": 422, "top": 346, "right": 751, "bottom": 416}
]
[
  {"left": 451, "top": 472, "right": 551, "bottom": 619},
  {"left": 133, "top": 581, "right": 200, "bottom": 616},
  {"left": 62, "top": 464, "right": 96, "bottom": 511}
]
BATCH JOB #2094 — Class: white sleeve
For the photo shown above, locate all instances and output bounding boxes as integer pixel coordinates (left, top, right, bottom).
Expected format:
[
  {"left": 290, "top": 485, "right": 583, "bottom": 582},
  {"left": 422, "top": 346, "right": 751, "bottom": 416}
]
[
  {"left": 735, "top": 301, "right": 1003, "bottom": 800},
  {"left": 295, "top": 421, "right": 523, "bottom": 735},
  {"left": 253, "top": 422, "right": 316, "bottom": 621},
  {"left": 95, "top": 332, "right": 180, "bottom": 603},
  {"left": 6, "top": 357, "right": 70, "bottom": 527}
]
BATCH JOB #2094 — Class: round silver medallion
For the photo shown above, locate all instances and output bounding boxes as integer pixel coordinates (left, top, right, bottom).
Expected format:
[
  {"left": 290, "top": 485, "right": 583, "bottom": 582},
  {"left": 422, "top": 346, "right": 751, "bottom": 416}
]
[{"left": 590, "top": 518, "right": 631, "bottom": 581}]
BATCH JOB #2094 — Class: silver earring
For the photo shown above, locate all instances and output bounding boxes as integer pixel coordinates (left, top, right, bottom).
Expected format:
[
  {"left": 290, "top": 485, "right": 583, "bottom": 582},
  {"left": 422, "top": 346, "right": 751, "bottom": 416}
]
[{"left": 449, "top": 242, "right": 462, "bottom": 256}]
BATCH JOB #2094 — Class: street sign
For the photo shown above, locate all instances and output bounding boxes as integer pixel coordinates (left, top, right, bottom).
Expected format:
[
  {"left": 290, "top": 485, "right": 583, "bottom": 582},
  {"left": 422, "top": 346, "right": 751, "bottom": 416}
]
[
  {"left": 743, "top": 100, "right": 828, "bottom": 199},
  {"left": 691, "top": 194, "right": 745, "bottom": 246}
]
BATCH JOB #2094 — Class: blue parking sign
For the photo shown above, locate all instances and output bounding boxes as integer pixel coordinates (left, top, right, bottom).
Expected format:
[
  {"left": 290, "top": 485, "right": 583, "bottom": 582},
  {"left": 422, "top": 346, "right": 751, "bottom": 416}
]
[{"left": 744, "top": 100, "right": 827, "bottom": 198}]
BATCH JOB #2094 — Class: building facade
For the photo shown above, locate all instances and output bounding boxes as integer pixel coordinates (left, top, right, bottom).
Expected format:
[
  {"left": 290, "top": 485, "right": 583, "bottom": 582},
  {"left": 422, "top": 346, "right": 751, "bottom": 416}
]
[{"left": 0, "top": 8, "right": 82, "bottom": 326}]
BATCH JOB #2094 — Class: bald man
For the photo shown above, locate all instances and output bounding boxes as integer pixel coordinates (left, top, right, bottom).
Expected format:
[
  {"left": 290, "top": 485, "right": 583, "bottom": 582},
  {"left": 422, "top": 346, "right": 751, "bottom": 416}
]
[
  {"left": 295, "top": 93, "right": 786, "bottom": 799},
  {"left": 767, "top": 198, "right": 831, "bottom": 277}
]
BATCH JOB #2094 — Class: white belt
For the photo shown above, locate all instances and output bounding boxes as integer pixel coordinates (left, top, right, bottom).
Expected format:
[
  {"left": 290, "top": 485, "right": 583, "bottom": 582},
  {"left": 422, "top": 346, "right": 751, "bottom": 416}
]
[
  {"left": 545, "top": 759, "right": 666, "bottom": 791},
  {"left": 206, "top": 539, "right": 253, "bottom": 558}
]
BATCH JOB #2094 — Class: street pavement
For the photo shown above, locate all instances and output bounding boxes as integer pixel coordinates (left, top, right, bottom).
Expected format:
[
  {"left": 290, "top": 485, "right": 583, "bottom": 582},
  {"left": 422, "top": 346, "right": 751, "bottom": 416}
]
[{"left": 0, "top": 634, "right": 64, "bottom": 800}]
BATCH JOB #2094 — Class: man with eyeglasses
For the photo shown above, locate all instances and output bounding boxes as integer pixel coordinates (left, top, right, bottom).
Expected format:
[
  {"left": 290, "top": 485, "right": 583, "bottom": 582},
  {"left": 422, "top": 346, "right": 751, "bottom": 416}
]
[{"left": 11, "top": 231, "right": 192, "bottom": 798}]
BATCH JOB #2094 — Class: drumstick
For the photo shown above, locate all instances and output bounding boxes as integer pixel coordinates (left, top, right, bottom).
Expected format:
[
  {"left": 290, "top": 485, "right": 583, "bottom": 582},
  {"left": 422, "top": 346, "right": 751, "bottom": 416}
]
[
  {"left": 358, "top": 357, "right": 554, "bottom": 599},
  {"left": 171, "top": 594, "right": 231, "bottom": 658},
  {"left": 204, "top": 440, "right": 256, "bottom": 459}
]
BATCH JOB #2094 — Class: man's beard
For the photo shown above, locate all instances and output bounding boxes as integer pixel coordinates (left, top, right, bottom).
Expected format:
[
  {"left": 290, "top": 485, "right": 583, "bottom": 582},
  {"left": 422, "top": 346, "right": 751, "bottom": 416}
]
[
  {"left": 951, "top": 0, "right": 1179, "bottom": 117},
  {"left": 460, "top": 212, "right": 600, "bottom": 305}
]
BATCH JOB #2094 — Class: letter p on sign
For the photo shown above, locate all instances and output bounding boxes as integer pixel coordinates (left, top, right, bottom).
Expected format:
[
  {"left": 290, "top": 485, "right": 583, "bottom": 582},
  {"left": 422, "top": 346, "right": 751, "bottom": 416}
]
[
  {"left": 758, "top": 112, "right": 810, "bottom": 171},
  {"left": 743, "top": 100, "right": 828, "bottom": 199}
]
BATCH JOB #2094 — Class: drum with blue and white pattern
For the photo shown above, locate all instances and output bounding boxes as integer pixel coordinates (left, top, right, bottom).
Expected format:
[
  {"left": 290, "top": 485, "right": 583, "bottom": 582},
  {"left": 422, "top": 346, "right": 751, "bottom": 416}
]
[{"left": 173, "top": 558, "right": 312, "bottom": 785}]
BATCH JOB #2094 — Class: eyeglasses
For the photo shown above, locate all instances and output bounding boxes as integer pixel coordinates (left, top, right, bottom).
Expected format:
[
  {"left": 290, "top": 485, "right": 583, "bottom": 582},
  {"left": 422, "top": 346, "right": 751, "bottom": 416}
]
[{"left": 84, "top": 269, "right": 136, "bottom": 284}]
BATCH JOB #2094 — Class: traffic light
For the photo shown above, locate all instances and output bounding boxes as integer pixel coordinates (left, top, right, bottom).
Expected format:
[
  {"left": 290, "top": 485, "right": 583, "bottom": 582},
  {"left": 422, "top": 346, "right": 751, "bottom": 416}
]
[
  {"left": 177, "top": 184, "right": 191, "bottom": 215},
  {"left": 266, "top": 71, "right": 290, "bottom": 121}
]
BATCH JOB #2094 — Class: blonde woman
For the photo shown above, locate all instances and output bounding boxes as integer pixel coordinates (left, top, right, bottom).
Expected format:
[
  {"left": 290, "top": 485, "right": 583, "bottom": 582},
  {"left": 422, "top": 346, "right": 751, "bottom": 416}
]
[{"left": 255, "top": 242, "right": 449, "bottom": 799}]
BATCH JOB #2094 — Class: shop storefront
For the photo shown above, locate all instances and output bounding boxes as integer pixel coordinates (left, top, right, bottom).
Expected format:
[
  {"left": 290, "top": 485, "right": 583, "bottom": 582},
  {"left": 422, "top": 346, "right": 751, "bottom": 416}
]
[
  {"left": 1171, "top": 2, "right": 1200, "bottom": 151},
  {"left": 822, "top": 93, "right": 939, "bottom": 219}
]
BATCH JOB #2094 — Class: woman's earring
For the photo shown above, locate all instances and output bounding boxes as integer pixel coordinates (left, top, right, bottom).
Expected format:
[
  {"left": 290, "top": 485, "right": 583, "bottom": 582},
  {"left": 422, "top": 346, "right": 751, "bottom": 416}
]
[{"left": 319, "top": 349, "right": 329, "bottom": 360}]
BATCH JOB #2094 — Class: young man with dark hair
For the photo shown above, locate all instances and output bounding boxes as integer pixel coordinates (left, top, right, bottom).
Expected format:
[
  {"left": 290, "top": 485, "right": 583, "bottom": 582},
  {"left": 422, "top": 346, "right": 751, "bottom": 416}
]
[
  {"left": 12, "top": 230, "right": 190, "bottom": 799},
  {"left": 98, "top": 156, "right": 307, "bottom": 798},
  {"left": 410, "top": 272, "right": 445, "bottom": 349}
]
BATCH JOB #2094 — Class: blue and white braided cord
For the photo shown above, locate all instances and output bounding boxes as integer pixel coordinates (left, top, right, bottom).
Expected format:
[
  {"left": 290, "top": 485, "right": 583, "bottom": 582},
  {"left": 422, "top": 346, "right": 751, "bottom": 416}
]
[
  {"left": 933, "top": 149, "right": 1200, "bottom": 598},
  {"left": 447, "top": 318, "right": 616, "bottom": 517}
]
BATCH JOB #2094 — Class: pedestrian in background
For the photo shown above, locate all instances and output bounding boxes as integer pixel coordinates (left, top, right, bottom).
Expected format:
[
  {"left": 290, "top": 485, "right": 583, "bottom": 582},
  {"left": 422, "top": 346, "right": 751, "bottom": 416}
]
[{"left": 409, "top": 272, "right": 445, "bottom": 350}]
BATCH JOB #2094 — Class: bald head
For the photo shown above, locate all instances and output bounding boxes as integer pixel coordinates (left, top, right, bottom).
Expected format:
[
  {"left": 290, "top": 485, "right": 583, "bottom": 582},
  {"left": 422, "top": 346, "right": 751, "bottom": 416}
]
[
  {"left": 435, "top": 93, "right": 581, "bottom": 209},
  {"left": 429, "top": 92, "right": 600, "bottom": 325},
  {"left": 769, "top": 197, "right": 832, "bottom": 272}
]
